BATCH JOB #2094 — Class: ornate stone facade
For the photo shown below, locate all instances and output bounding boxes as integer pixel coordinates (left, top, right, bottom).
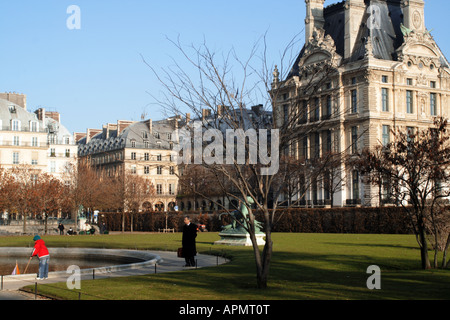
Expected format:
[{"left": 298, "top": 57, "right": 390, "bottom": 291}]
[{"left": 272, "top": 0, "right": 450, "bottom": 207}]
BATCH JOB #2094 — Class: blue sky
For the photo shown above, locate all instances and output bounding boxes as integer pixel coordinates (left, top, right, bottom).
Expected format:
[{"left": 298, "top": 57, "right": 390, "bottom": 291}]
[{"left": 0, "top": 0, "right": 449, "bottom": 134}]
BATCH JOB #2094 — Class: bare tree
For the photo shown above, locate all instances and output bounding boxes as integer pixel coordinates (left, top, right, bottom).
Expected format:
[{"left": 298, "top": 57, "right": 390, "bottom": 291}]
[
  {"left": 31, "top": 173, "right": 64, "bottom": 235},
  {"left": 356, "top": 117, "right": 450, "bottom": 269},
  {"left": 142, "top": 32, "right": 353, "bottom": 288}
]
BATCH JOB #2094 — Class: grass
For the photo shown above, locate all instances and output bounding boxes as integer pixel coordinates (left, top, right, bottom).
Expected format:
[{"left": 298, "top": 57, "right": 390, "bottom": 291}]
[{"left": 1, "top": 232, "right": 449, "bottom": 300}]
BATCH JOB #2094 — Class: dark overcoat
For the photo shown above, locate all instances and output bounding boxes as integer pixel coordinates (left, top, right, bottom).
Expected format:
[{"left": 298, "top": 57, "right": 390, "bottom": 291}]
[{"left": 182, "top": 223, "right": 198, "bottom": 257}]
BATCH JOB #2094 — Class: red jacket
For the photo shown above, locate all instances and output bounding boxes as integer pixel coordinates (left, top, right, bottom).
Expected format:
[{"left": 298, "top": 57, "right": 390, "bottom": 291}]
[{"left": 31, "top": 239, "right": 49, "bottom": 258}]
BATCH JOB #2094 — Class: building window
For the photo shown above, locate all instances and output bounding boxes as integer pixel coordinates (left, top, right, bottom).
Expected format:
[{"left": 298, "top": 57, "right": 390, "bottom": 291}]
[
  {"left": 382, "top": 125, "right": 390, "bottom": 146},
  {"left": 352, "top": 170, "right": 360, "bottom": 200},
  {"left": 382, "top": 88, "right": 389, "bottom": 112},
  {"left": 169, "top": 184, "right": 175, "bottom": 195},
  {"left": 13, "top": 152, "right": 19, "bottom": 164},
  {"left": 131, "top": 140, "right": 136, "bottom": 148},
  {"left": 32, "top": 137, "right": 38, "bottom": 147},
  {"left": 30, "top": 121, "right": 38, "bottom": 132},
  {"left": 314, "top": 98, "right": 320, "bottom": 121},
  {"left": 406, "top": 90, "right": 413, "bottom": 114},
  {"left": 351, "top": 126, "right": 358, "bottom": 154},
  {"left": 31, "top": 159, "right": 38, "bottom": 165},
  {"left": 157, "top": 154, "right": 162, "bottom": 161},
  {"left": 156, "top": 184, "right": 163, "bottom": 195},
  {"left": 144, "top": 166, "right": 150, "bottom": 174},
  {"left": 50, "top": 161, "right": 56, "bottom": 173},
  {"left": 283, "top": 104, "right": 289, "bottom": 124},
  {"left": 407, "top": 78, "right": 413, "bottom": 86},
  {"left": 131, "top": 152, "right": 136, "bottom": 160},
  {"left": 324, "top": 130, "right": 332, "bottom": 154},
  {"left": 144, "top": 153, "right": 149, "bottom": 161},
  {"left": 430, "top": 93, "right": 437, "bottom": 116},
  {"left": 324, "top": 95, "right": 332, "bottom": 119},
  {"left": 302, "top": 136, "right": 308, "bottom": 160},
  {"left": 65, "top": 149, "right": 71, "bottom": 158},
  {"left": 50, "top": 148, "right": 56, "bottom": 157},
  {"left": 430, "top": 81, "right": 436, "bottom": 88},
  {"left": 382, "top": 75, "right": 388, "bottom": 83},
  {"left": 157, "top": 166, "right": 163, "bottom": 175},
  {"left": 13, "top": 136, "right": 20, "bottom": 146},
  {"left": 351, "top": 90, "right": 357, "bottom": 113},
  {"left": 131, "top": 165, "right": 137, "bottom": 174},
  {"left": 351, "top": 77, "right": 357, "bottom": 85},
  {"left": 169, "top": 166, "right": 175, "bottom": 175},
  {"left": 300, "top": 100, "right": 308, "bottom": 124},
  {"left": 48, "top": 134, "right": 56, "bottom": 145},
  {"left": 11, "top": 120, "right": 20, "bottom": 131}
]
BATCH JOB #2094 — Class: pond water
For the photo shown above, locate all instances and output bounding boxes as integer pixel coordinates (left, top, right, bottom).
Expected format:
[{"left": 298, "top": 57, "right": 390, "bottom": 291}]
[{"left": 0, "top": 254, "right": 142, "bottom": 276}]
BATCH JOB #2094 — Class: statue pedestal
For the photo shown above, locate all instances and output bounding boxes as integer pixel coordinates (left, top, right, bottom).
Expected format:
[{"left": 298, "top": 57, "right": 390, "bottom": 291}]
[{"left": 214, "top": 232, "right": 265, "bottom": 246}]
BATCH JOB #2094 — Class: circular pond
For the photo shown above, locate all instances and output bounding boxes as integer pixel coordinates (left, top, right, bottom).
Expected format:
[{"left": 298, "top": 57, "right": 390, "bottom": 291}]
[{"left": 0, "top": 248, "right": 161, "bottom": 276}]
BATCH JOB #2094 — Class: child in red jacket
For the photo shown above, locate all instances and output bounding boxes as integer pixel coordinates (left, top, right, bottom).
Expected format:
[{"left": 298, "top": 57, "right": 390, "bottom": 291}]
[{"left": 31, "top": 235, "right": 50, "bottom": 280}]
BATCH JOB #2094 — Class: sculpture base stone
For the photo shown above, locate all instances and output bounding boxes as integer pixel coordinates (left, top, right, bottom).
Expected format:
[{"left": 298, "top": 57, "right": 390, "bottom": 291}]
[{"left": 214, "top": 232, "right": 266, "bottom": 246}]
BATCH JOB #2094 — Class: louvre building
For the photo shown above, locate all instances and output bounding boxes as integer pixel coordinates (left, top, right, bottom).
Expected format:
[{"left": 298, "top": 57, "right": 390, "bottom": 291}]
[{"left": 271, "top": 0, "right": 450, "bottom": 207}]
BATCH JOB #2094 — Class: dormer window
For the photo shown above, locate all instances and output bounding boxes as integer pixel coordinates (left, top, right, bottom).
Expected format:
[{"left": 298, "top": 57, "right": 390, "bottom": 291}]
[
  {"left": 30, "top": 121, "right": 38, "bottom": 132},
  {"left": 11, "top": 119, "right": 20, "bottom": 131}
]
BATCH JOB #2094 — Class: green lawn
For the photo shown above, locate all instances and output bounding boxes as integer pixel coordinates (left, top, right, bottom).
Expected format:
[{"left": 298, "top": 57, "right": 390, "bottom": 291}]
[{"left": 2, "top": 232, "right": 449, "bottom": 300}]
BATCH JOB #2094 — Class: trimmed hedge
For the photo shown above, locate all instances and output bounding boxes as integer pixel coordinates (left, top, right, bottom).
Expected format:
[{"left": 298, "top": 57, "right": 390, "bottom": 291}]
[{"left": 99, "top": 206, "right": 412, "bottom": 234}]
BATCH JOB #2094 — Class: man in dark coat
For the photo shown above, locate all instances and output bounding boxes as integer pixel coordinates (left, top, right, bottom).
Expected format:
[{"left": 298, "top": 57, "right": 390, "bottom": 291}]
[{"left": 182, "top": 216, "right": 198, "bottom": 267}]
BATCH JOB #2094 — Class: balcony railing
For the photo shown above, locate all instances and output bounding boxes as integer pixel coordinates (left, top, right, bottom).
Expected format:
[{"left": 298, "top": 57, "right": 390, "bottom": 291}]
[{"left": 0, "top": 126, "right": 47, "bottom": 133}]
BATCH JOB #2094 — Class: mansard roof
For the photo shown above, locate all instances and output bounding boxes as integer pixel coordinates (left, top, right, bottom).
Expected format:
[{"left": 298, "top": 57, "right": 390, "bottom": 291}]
[{"left": 288, "top": 0, "right": 448, "bottom": 79}]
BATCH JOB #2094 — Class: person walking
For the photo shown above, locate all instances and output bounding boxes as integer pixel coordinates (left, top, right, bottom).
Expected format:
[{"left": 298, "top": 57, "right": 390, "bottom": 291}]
[
  {"left": 58, "top": 223, "right": 65, "bottom": 235},
  {"left": 30, "top": 235, "right": 50, "bottom": 280},
  {"left": 182, "top": 216, "right": 198, "bottom": 267}
]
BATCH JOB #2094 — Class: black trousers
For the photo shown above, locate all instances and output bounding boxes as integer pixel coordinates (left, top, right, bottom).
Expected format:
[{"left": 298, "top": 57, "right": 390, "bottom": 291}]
[{"left": 185, "top": 256, "right": 195, "bottom": 266}]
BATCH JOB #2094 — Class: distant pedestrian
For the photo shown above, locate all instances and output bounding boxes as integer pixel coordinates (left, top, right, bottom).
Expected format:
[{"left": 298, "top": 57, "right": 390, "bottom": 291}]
[
  {"left": 58, "top": 223, "right": 65, "bottom": 235},
  {"left": 31, "top": 235, "right": 50, "bottom": 280},
  {"left": 182, "top": 216, "right": 197, "bottom": 267}
]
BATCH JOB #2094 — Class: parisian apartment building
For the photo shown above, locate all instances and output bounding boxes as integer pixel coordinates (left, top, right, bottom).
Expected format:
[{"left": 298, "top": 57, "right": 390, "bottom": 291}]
[
  {"left": 0, "top": 92, "right": 78, "bottom": 181},
  {"left": 76, "top": 116, "right": 180, "bottom": 212},
  {"left": 271, "top": 0, "right": 450, "bottom": 207}
]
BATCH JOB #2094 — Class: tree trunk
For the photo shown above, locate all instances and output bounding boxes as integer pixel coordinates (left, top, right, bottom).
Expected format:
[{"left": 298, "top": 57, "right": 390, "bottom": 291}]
[
  {"left": 131, "top": 213, "right": 134, "bottom": 233},
  {"left": 248, "top": 210, "right": 273, "bottom": 289},
  {"left": 22, "top": 212, "right": 27, "bottom": 233},
  {"left": 418, "top": 220, "right": 431, "bottom": 269},
  {"left": 442, "top": 233, "right": 450, "bottom": 268},
  {"left": 122, "top": 211, "right": 125, "bottom": 233}
]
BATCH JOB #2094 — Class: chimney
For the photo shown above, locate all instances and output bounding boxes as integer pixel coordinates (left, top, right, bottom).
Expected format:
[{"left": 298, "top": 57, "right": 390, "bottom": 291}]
[
  {"left": 186, "top": 113, "right": 191, "bottom": 123},
  {"left": 145, "top": 119, "right": 153, "bottom": 134},
  {"left": 402, "top": 0, "right": 426, "bottom": 33},
  {"left": 46, "top": 111, "right": 60, "bottom": 123},
  {"left": 202, "top": 108, "right": 211, "bottom": 120},
  {"left": 305, "top": 0, "right": 325, "bottom": 44},
  {"left": 344, "top": 0, "right": 366, "bottom": 59},
  {"left": 35, "top": 108, "right": 46, "bottom": 122},
  {"left": 0, "top": 92, "right": 27, "bottom": 110}
]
